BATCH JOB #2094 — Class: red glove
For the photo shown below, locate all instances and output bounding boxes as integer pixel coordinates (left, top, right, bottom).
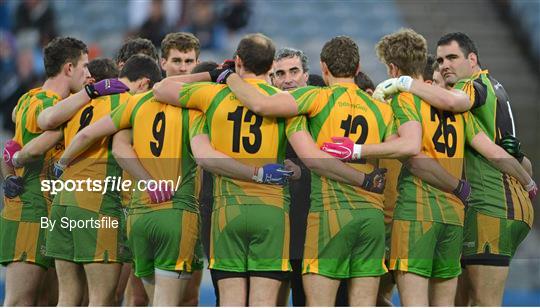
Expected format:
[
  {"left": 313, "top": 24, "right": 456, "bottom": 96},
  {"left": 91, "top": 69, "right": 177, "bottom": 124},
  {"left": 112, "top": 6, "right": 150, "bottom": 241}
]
[
  {"left": 320, "top": 137, "right": 362, "bottom": 161},
  {"left": 146, "top": 182, "right": 174, "bottom": 204},
  {"left": 3, "top": 139, "right": 22, "bottom": 168}
]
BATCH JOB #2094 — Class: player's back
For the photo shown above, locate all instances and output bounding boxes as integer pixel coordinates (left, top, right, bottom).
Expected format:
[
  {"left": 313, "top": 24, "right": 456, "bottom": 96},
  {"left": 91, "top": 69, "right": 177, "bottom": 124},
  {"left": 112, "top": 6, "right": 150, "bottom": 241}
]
[
  {"left": 291, "top": 82, "right": 393, "bottom": 212},
  {"left": 391, "top": 92, "right": 471, "bottom": 225},
  {"left": 178, "top": 79, "right": 290, "bottom": 210},
  {"left": 3, "top": 88, "right": 62, "bottom": 221},
  {"left": 111, "top": 91, "right": 199, "bottom": 214},
  {"left": 54, "top": 93, "right": 130, "bottom": 217},
  {"left": 454, "top": 70, "right": 532, "bottom": 225}
]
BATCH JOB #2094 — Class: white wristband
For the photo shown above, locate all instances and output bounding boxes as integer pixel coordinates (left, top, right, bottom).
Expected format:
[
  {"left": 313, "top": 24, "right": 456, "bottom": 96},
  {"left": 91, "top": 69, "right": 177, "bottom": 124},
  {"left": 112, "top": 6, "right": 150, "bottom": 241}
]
[
  {"left": 252, "top": 167, "right": 263, "bottom": 183},
  {"left": 397, "top": 76, "right": 413, "bottom": 91},
  {"left": 525, "top": 179, "right": 536, "bottom": 191},
  {"left": 12, "top": 151, "right": 22, "bottom": 169},
  {"left": 352, "top": 144, "right": 362, "bottom": 160}
]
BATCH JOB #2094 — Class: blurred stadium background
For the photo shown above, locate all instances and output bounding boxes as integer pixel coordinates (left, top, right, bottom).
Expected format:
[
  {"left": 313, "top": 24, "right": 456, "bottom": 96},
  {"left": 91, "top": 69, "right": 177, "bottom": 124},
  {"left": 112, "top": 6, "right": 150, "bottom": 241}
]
[{"left": 0, "top": 0, "right": 538, "bottom": 305}]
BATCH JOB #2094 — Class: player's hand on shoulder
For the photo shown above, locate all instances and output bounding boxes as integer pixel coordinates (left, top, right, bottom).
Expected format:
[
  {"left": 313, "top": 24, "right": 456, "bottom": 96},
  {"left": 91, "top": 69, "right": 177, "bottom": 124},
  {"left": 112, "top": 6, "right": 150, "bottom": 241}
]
[
  {"left": 372, "top": 76, "right": 412, "bottom": 102},
  {"left": 85, "top": 78, "right": 130, "bottom": 99}
]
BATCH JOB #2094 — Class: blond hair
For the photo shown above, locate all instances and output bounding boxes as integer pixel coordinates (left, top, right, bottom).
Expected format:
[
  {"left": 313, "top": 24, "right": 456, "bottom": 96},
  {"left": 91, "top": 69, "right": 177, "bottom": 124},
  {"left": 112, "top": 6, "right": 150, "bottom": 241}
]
[{"left": 375, "top": 28, "right": 427, "bottom": 77}]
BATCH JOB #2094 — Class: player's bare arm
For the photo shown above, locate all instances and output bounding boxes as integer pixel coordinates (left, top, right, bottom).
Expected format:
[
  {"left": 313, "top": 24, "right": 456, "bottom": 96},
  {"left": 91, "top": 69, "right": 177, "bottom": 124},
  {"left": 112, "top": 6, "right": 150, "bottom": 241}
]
[
  {"left": 164, "top": 71, "right": 211, "bottom": 84},
  {"left": 521, "top": 156, "right": 533, "bottom": 177},
  {"left": 289, "top": 130, "right": 372, "bottom": 188},
  {"left": 374, "top": 77, "right": 471, "bottom": 112},
  {"left": 190, "top": 134, "right": 292, "bottom": 184},
  {"left": 38, "top": 79, "right": 129, "bottom": 130},
  {"left": 58, "top": 115, "right": 118, "bottom": 166},
  {"left": 405, "top": 152, "right": 460, "bottom": 193},
  {"left": 470, "top": 132, "right": 534, "bottom": 188},
  {"left": 152, "top": 79, "right": 186, "bottom": 107},
  {"left": 13, "top": 130, "right": 64, "bottom": 167},
  {"left": 111, "top": 129, "right": 153, "bottom": 182},
  {"left": 408, "top": 80, "right": 471, "bottom": 112},
  {"left": 352, "top": 121, "right": 422, "bottom": 159},
  {"left": 226, "top": 73, "right": 298, "bottom": 117}
]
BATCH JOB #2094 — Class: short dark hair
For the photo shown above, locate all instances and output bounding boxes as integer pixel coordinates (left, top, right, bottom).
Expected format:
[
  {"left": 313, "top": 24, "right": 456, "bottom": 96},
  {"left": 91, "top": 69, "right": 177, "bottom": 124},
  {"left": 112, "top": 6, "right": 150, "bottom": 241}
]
[
  {"left": 275, "top": 47, "right": 309, "bottom": 73},
  {"left": 437, "top": 32, "right": 480, "bottom": 66},
  {"left": 308, "top": 74, "right": 326, "bottom": 87},
  {"left": 320, "top": 36, "right": 359, "bottom": 78},
  {"left": 116, "top": 37, "right": 159, "bottom": 64},
  {"left": 119, "top": 54, "right": 162, "bottom": 88},
  {"left": 43, "top": 37, "right": 88, "bottom": 78},
  {"left": 423, "top": 54, "right": 436, "bottom": 81},
  {"left": 236, "top": 33, "right": 275, "bottom": 75},
  {"left": 354, "top": 71, "right": 375, "bottom": 92},
  {"left": 161, "top": 32, "right": 200, "bottom": 59},
  {"left": 88, "top": 58, "right": 119, "bottom": 82},
  {"left": 191, "top": 61, "right": 218, "bottom": 73}
]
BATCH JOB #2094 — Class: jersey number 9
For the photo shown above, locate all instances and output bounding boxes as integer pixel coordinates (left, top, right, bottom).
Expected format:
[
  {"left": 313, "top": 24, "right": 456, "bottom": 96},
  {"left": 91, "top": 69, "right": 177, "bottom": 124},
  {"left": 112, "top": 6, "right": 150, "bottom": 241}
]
[{"left": 150, "top": 111, "right": 166, "bottom": 157}]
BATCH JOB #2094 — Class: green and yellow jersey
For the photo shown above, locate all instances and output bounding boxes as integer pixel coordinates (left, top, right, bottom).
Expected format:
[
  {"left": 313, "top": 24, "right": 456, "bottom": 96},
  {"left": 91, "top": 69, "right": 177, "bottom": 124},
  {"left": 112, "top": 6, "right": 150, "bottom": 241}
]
[
  {"left": 2, "top": 88, "right": 62, "bottom": 222},
  {"left": 391, "top": 92, "right": 481, "bottom": 226},
  {"left": 111, "top": 91, "right": 201, "bottom": 214},
  {"left": 288, "top": 83, "right": 394, "bottom": 212},
  {"left": 53, "top": 93, "right": 129, "bottom": 218},
  {"left": 176, "top": 79, "right": 290, "bottom": 210},
  {"left": 455, "top": 70, "right": 533, "bottom": 227}
]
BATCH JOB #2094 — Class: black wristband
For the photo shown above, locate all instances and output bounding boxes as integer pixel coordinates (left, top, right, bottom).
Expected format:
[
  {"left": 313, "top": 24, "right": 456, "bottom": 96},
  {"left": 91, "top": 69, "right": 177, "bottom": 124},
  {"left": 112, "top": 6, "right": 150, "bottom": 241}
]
[
  {"left": 84, "top": 83, "right": 99, "bottom": 99},
  {"left": 209, "top": 68, "right": 225, "bottom": 83}
]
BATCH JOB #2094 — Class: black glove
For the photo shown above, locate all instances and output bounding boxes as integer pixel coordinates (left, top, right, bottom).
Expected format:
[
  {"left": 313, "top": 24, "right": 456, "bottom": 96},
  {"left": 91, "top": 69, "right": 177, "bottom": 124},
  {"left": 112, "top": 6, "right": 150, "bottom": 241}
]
[
  {"left": 3, "top": 175, "right": 23, "bottom": 198},
  {"left": 209, "top": 67, "right": 235, "bottom": 84},
  {"left": 498, "top": 134, "right": 524, "bottom": 162},
  {"left": 361, "top": 168, "right": 387, "bottom": 194}
]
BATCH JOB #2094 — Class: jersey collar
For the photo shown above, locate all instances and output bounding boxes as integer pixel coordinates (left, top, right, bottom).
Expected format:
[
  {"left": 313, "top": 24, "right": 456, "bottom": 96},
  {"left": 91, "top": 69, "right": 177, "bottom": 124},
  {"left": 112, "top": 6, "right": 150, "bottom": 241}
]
[
  {"left": 39, "top": 88, "right": 61, "bottom": 100},
  {"left": 242, "top": 78, "right": 269, "bottom": 86},
  {"left": 333, "top": 82, "right": 359, "bottom": 90},
  {"left": 471, "top": 69, "right": 489, "bottom": 79}
]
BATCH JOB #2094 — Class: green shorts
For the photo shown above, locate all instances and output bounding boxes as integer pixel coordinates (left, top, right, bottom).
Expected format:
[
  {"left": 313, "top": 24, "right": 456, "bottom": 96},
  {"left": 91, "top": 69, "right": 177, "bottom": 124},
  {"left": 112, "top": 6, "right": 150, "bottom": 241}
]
[
  {"left": 303, "top": 208, "right": 387, "bottom": 279},
  {"left": 46, "top": 205, "right": 127, "bottom": 263},
  {"left": 462, "top": 209, "right": 530, "bottom": 266},
  {"left": 209, "top": 204, "right": 290, "bottom": 273},
  {"left": 192, "top": 237, "right": 205, "bottom": 271},
  {"left": 389, "top": 219, "right": 462, "bottom": 278},
  {"left": 128, "top": 209, "right": 199, "bottom": 278},
  {"left": 385, "top": 223, "right": 392, "bottom": 261},
  {"left": 119, "top": 208, "right": 132, "bottom": 262},
  {"left": 0, "top": 216, "right": 53, "bottom": 268}
]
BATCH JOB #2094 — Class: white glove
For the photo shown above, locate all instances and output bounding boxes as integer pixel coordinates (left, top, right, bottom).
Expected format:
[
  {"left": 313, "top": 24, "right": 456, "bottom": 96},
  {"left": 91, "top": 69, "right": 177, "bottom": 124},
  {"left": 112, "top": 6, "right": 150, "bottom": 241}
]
[{"left": 372, "top": 76, "right": 413, "bottom": 101}]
